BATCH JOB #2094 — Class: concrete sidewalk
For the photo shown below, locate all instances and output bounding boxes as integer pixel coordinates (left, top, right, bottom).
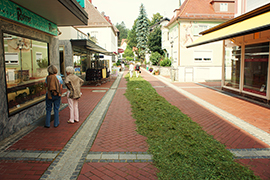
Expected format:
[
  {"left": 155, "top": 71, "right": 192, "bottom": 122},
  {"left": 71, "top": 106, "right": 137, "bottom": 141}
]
[{"left": 0, "top": 67, "right": 269, "bottom": 179}]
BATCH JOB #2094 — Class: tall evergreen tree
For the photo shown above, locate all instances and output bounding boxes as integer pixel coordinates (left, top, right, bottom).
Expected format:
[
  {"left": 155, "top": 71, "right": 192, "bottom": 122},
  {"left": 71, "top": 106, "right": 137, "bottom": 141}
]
[{"left": 136, "top": 4, "right": 149, "bottom": 61}]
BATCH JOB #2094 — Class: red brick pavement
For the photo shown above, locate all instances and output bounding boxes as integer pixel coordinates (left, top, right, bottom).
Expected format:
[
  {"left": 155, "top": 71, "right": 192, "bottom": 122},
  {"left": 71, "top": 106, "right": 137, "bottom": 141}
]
[
  {"left": 78, "top": 162, "right": 158, "bottom": 180},
  {"left": 0, "top": 160, "right": 50, "bottom": 180},
  {"left": 8, "top": 81, "right": 113, "bottom": 151},
  {"left": 172, "top": 82, "right": 270, "bottom": 134},
  {"left": 90, "top": 71, "right": 149, "bottom": 152},
  {"left": 80, "top": 70, "right": 158, "bottom": 180}
]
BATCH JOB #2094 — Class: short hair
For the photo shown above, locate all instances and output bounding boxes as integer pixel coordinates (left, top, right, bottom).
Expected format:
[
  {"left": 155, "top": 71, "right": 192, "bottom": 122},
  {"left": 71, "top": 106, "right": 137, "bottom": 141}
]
[
  {"left": 66, "top": 66, "right": 75, "bottom": 74},
  {"left": 47, "top": 65, "right": 58, "bottom": 75}
]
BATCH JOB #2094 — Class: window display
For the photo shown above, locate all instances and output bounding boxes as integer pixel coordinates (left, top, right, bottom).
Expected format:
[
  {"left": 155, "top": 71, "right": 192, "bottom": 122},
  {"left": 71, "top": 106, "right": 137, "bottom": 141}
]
[
  {"left": 4, "top": 33, "right": 48, "bottom": 115},
  {"left": 243, "top": 42, "right": 269, "bottom": 96},
  {"left": 224, "top": 40, "right": 241, "bottom": 89}
]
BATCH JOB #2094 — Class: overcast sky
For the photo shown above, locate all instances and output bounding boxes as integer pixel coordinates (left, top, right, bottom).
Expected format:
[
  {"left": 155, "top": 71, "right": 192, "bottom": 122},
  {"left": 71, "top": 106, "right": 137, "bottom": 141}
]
[{"left": 92, "top": 0, "right": 180, "bottom": 29}]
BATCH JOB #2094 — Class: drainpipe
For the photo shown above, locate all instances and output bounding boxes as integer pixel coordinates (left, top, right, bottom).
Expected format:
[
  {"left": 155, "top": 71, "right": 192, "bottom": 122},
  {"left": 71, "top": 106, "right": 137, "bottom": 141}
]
[{"left": 177, "top": 20, "right": 180, "bottom": 67}]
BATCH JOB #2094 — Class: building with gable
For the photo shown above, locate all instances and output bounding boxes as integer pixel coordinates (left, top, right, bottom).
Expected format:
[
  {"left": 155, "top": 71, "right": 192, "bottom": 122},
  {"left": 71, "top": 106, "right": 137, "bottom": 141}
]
[
  {"left": 163, "top": 0, "right": 234, "bottom": 82},
  {"left": 75, "top": 0, "right": 119, "bottom": 71}
]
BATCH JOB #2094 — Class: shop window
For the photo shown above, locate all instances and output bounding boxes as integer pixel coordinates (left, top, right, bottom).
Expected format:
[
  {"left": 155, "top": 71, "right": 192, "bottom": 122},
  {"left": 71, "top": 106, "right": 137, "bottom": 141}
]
[
  {"left": 194, "top": 50, "right": 212, "bottom": 62},
  {"left": 243, "top": 42, "right": 269, "bottom": 96},
  {"left": 224, "top": 40, "right": 241, "bottom": 89},
  {"left": 4, "top": 33, "right": 48, "bottom": 115}
]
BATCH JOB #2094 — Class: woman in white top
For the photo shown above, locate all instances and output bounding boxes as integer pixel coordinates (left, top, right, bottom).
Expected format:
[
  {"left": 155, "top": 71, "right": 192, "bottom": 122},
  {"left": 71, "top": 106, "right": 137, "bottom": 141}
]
[
  {"left": 65, "top": 66, "right": 84, "bottom": 124},
  {"left": 129, "top": 62, "right": 134, "bottom": 78}
]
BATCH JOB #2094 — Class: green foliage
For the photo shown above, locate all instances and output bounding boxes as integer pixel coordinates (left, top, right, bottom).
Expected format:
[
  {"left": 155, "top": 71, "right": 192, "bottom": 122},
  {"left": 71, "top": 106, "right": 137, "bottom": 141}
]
[
  {"left": 124, "top": 75, "right": 260, "bottom": 180},
  {"left": 37, "top": 58, "right": 48, "bottom": 68},
  {"left": 149, "top": 13, "right": 163, "bottom": 26},
  {"left": 116, "top": 60, "right": 121, "bottom": 66},
  {"left": 126, "top": 57, "right": 134, "bottom": 61},
  {"left": 150, "top": 52, "right": 162, "bottom": 65},
  {"left": 127, "top": 20, "right": 138, "bottom": 50},
  {"left": 123, "top": 46, "right": 134, "bottom": 58},
  {"left": 160, "top": 57, "right": 171, "bottom": 67},
  {"left": 136, "top": 4, "right": 149, "bottom": 60},
  {"left": 116, "top": 21, "right": 129, "bottom": 46},
  {"left": 148, "top": 26, "right": 163, "bottom": 55}
]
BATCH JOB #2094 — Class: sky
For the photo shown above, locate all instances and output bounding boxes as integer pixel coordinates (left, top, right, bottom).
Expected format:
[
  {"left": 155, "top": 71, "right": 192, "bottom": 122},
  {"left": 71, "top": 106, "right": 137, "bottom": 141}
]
[{"left": 92, "top": 0, "right": 180, "bottom": 29}]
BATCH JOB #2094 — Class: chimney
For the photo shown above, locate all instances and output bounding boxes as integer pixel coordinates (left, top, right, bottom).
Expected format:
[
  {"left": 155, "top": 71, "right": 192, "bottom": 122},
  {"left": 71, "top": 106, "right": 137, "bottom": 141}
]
[{"left": 101, "top": 11, "right": 105, "bottom": 16}]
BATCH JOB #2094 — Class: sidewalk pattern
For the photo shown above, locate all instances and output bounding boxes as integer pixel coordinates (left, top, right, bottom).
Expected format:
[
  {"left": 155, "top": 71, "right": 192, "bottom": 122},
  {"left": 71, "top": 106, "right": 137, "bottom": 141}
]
[{"left": 0, "top": 67, "right": 269, "bottom": 179}]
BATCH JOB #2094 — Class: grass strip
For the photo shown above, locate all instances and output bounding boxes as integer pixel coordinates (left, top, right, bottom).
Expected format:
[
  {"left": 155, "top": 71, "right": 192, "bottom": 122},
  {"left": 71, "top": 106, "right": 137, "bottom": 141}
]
[{"left": 124, "top": 74, "right": 260, "bottom": 180}]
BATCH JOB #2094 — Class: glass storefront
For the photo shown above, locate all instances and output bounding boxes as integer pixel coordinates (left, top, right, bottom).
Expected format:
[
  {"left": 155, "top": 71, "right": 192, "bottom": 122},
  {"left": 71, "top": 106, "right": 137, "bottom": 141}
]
[
  {"left": 224, "top": 40, "right": 241, "bottom": 89},
  {"left": 243, "top": 42, "right": 269, "bottom": 96},
  {"left": 4, "top": 33, "right": 48, "bottom": 115}
]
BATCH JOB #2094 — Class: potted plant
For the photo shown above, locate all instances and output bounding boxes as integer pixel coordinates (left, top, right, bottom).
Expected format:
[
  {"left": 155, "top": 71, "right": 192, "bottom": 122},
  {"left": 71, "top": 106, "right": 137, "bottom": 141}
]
[
  {"left": 154, "top": 69, "right": 159, "bottom": 75},
  {"left": 149, "top": 67, "right": 153, "bottom": 73}
]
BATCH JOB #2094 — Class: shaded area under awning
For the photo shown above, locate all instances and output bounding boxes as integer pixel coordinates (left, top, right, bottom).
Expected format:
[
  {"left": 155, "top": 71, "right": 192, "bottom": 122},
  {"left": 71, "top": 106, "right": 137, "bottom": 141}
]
[
  {"left": 186, "top": 5, "right": 270, "bottom": 48},
  {"left": 71, "top": 39, "right": 114, "bottom": 56}
]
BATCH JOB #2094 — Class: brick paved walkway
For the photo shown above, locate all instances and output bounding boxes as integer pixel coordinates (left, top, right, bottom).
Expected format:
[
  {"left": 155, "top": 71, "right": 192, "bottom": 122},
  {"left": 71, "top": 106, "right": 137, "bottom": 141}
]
[
  {"left": 79, "top": 70, "right": 158, "bottom": 180},
  {"left": 0, "top": 67, "right": 269, "bottom": 179}
]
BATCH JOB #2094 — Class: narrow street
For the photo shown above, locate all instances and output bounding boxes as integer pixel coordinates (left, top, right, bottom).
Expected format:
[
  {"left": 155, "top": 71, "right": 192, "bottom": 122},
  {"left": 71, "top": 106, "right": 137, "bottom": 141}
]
[{"left": 0, "top": 68, "right": 269, "bottom": 180}]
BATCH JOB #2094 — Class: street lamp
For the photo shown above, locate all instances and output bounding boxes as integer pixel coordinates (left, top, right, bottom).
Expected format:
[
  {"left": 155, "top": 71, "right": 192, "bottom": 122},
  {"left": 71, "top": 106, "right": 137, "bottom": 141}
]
[{"left": 17, "top": 39, "right": 24, "bottom": 83}]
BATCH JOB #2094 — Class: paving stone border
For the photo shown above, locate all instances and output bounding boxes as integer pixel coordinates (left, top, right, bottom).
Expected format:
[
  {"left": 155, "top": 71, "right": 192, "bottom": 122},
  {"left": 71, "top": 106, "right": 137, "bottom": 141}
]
[
  {"left": 229, "top": 148, "right": 270, "bottom": 159},
  {"left": 85, "top": 151, "right": 153, "bottom": 163}
]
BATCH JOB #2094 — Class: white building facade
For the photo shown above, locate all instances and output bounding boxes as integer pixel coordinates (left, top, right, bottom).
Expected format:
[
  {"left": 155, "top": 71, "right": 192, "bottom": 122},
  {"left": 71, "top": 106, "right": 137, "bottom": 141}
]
[{"left": 162, "top": 0, "right": 235, "bottom": 82}]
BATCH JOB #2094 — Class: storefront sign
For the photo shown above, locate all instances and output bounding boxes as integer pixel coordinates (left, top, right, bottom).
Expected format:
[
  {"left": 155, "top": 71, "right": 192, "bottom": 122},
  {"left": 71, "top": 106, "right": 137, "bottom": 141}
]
[{"left": 0, "top": 0, "right": 57, "bottom": 36}]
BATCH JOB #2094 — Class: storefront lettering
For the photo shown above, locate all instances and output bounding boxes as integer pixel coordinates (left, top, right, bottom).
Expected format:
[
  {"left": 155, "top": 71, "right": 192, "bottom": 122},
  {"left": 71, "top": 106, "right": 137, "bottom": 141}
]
[
  {"left": 17, "top": 8, "right": 31, "bottom": 23},
  {"left": 49, "top": 23, "right": 57, "bottom": 33}
]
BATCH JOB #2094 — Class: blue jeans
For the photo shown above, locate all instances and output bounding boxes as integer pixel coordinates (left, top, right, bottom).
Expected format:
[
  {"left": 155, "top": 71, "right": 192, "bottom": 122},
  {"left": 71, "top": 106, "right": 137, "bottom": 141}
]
[{"left": 45, "top": 94, "right": 61, "bottom": 127}]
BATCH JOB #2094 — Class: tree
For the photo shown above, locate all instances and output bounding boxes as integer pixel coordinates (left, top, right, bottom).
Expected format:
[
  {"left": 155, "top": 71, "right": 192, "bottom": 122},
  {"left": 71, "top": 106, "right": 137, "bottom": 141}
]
[
  {"left": 127, "top": 20, "right": 138, "bottom": 50},
  {"left": 136, "top": 4, "right": 149, "bottom": 61},
  {"left": 149, "top": 13, "right": 163, "bottom": 27},
  {"left": 115, "top": 21, "right": 129, "bottom": 46},
  {"left": 147, "top": 25, "right": 163, "bottom": 55},
  {"left": 150, "top": 52, "right": 162, "bottom": 65},
  {"left": 123, "top": 46, "right": 134, "bottom": 58}
]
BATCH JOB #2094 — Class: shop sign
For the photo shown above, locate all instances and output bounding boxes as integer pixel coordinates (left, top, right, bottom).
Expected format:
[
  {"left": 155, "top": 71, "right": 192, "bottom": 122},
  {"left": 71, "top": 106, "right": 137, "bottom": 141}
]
[
  {"left": 0, "top": 0, "right": 57, "bottom": 36},
  {"left": 76, "top": 0, "right": 85, "bottom": 8}
]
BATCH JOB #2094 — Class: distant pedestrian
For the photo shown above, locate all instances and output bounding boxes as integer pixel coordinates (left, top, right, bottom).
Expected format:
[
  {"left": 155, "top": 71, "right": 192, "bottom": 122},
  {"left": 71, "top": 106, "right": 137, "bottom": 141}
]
[
  {"left": 129, "top": 62, "right": 134, "bottom": 78},
  {"left": 44, "top": 65, "right": 63, "bottom": 128},
  {"left": 121, "top": 61, "right": 125, "bottom": 71},
  {"left": 65, "top": 66, "right": 84, "bottom": 124},
  {"left": 135, "top": 64, "right": 140, "bottom": 77}
]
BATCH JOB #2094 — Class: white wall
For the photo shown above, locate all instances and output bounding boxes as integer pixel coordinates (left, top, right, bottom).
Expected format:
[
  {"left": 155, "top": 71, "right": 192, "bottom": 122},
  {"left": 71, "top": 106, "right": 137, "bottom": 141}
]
[
  {"left": 247, "top": 0, "right": 269, "bottom": 12},
  {"left": 58, "top": 27, "right": 87, "bottom": 40},
  {"left": 77, "top": 27, "right": 118, "bottom": 70}
]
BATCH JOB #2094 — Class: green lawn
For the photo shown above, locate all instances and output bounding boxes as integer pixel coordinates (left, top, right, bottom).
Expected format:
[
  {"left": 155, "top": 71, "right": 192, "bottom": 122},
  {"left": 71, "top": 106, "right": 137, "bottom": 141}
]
[{"left": 124, "top": 75, "right": 260, "bottom": 180}]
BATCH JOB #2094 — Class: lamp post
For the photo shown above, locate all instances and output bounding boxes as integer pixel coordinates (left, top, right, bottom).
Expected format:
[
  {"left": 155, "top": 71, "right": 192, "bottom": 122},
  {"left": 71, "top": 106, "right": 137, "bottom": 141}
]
[{"left": 17, "top": 39, "right": 24, "bottom": 83}]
